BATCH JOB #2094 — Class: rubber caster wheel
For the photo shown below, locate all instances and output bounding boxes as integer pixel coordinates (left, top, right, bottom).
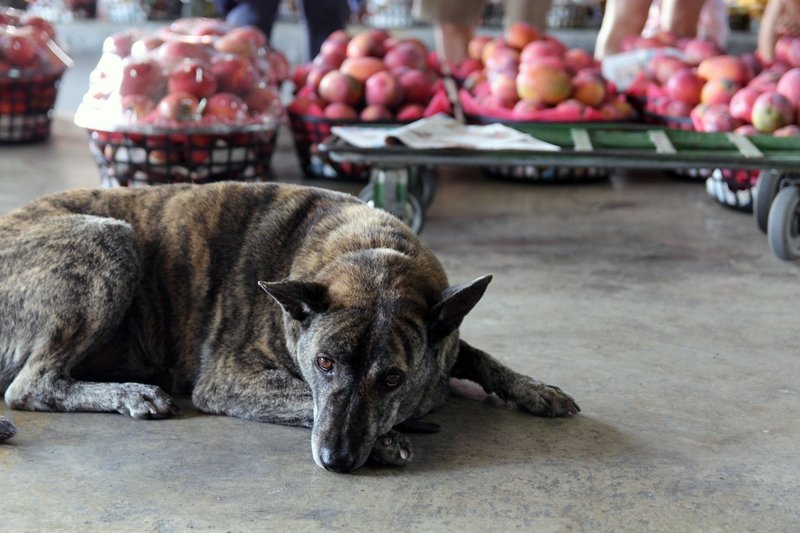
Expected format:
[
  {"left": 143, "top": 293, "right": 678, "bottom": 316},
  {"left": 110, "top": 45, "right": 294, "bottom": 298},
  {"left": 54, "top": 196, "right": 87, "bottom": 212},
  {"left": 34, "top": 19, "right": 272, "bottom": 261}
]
[
  {"left": 358, "top": 184, "right": 426, "bottom": 234},
  {"left": 767, "top": 186, "right": 800, "bottom": 261},
  {"left": 410, "top": 167, "right": 437, "bottom": 208},
  {"left": 754, "top": 170, "right": 781, "bottom": 233}
]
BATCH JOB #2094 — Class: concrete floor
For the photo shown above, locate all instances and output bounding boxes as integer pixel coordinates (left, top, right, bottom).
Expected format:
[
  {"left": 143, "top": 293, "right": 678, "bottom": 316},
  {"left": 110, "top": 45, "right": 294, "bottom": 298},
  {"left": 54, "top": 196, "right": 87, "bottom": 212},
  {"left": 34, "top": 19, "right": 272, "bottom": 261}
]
[{"left": 2, "top": 84, "right": 800, "bottom": 530}]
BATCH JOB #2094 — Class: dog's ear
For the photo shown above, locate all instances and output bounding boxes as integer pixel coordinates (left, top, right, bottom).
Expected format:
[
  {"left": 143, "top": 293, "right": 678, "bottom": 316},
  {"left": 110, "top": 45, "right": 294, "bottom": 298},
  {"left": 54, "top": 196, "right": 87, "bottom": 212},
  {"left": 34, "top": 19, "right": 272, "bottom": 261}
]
[
  {"left": 258, "top": 280, "right": 327, "bottom": 321},
  {"left": 427, "top": 274, "right": 492, "bottom": 345}
]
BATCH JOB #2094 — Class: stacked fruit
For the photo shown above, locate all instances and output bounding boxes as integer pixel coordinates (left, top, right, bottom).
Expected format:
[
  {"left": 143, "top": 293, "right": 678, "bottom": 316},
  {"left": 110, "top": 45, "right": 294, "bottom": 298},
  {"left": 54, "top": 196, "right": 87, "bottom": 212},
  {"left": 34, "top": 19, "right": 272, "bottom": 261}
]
[
  {"left": 76, "top": 17, "right": 287, "bottom": 186},
  {"left": 458, "top": 22, "right": 635, "bottom": 122},
  {"left": 627, "top": 34, "right": 800, "bottom": 136},
  {"left": 0, "top": 7, "right": 71, "bottom": 141},
  {"left": 78, "top": 18, "right": 285, "bottom": 131},
  {"left": 288, "top": 29, "right": 451, "bottom": 122}
]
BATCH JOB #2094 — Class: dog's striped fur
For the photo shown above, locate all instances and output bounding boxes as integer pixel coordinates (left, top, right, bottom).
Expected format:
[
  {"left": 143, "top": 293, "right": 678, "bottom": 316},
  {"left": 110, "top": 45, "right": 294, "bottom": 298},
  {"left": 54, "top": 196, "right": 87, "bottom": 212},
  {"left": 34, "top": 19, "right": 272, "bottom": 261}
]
[{"left": 0, "top": 182, "right": 578, "bottom": 471}]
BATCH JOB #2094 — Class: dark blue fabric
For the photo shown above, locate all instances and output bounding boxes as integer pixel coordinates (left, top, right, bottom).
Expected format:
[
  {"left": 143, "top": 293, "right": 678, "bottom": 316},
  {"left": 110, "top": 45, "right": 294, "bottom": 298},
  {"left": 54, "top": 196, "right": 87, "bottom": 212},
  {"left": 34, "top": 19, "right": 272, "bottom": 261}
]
[{"left": 217, "top": 0, "right": 350, "bottom": 59}]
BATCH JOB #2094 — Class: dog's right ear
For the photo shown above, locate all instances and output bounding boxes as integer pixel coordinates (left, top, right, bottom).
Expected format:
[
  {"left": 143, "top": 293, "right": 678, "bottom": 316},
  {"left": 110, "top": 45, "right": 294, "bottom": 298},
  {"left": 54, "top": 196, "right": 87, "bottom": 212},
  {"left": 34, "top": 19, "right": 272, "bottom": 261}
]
[
  {"left": 427, "top": 274, "right": 492, "bottom": 345},
  {"left": 258, "top": 280, "right": 327, "bottom": 321}
]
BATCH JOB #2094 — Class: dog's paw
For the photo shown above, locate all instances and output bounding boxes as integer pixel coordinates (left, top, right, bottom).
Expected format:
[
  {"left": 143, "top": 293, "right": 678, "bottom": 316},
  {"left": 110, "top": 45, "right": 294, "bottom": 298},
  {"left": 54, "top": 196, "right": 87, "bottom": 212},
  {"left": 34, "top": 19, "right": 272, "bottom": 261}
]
[
  {"left": 114, "top": 383, "right": 178, "bottom": 419},
  {"left": 369, "top": 430, "right": 414, "bottom": 467},
  {"left": 511, "top": 379, "right": 580, "bottom": 417}
]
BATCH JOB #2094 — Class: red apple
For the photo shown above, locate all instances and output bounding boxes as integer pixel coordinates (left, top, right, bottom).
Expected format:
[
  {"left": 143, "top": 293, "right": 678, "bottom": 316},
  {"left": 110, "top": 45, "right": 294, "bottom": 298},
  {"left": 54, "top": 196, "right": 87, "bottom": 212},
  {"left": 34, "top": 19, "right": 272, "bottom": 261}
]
[
  {"left": 0, "top": 33, "right": 38, "bottom": 67},
  {"left": 305, "top": 63, "right": 337, "bottom": 93},
  {"left": 365, "top": 70, "right": 402, "bottom": 107},
  {"left": 360, "top": 104, "right": 393, "bottom": 121},
  {"left": 21, "top": 15, "right": 56, "bottom": 40},
  {"left": 210, "top": 54, "right": 257, "bottom": 93},
  {"left": 520, "top": 40, "right": 563, "bottom": 65},
  {"left": 505, "top": 22, "right": 539, "bottom": 50},
  {"left": 346, "top": 29, "right": 388, "bottom": 58},
  {"left": 384, "top": 41, "right": 428, "bottom": 71},
  {"left": 168, "top": 61, "right": 218, "bottom": 98},
  {"left": 157, "top": 40, "right": 213, "bottom": 69},
  {"left": 214, "top": 25, "right": 268, "bottom": 56},
  {"left": 205, "top": 92, "right": 249, "bottom": 122},
  {"left": 776, "top": 68, "right": 800, "bottom": 107},
  {"left": 396, "top": 104, "right": 425, "bottom": 121},
  {"left": 397, "top": 69, "right": 433, "bottom": 104},
  {"left": 665, "top": 68, "right": 705, "bottom": 105},
  {"left": 245, "top": 80, "right": 280, "bottom": 114},
  {"left": 120, "top": 94, "right": 155, "bottom": 122},
  {"left": 323, "top": 102, "right": 358, "bottom": 120},
  {"left": 119, "top": 58, "right": 164, "bottom": 97},
  {"left": 729, "top": 86, "right": 762, "bottom": 121},
  {"left": 157, "top": 91, "right": 200, "bottom": 122},
  {"left": 103, "top": 29, "right": 140, "bottom": 57},
  {"left": 318, "top": 70, "right": 362, "bottom": 105}
]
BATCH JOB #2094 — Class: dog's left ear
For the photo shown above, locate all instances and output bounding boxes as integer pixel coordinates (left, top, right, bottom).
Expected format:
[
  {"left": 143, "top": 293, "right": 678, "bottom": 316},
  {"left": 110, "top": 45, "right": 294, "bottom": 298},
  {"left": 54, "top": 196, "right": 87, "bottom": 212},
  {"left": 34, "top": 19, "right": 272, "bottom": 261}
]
[
  {"left": 427, "top": 274, "right": 492, "bottom": 345},
  {"left": 258, "top": 280, "right": 327, "bottom": 321}
]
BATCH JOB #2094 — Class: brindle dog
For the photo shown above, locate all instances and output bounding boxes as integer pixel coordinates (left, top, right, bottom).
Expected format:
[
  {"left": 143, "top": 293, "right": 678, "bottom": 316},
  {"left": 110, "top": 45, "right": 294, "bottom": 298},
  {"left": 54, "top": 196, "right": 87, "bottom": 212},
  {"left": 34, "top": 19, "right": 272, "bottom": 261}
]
[{"left": 0, "top": 182, "right": 578, "bottom": 472}]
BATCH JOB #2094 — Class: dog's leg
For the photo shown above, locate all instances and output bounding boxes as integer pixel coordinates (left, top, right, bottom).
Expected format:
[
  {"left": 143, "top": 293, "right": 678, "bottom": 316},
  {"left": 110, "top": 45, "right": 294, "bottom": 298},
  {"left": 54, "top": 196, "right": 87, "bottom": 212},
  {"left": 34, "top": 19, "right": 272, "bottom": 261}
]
[
  {"left": 1, "top": 215, "right": 176, "bottom": 419},
  {"left": 452, "top": 340, "right": 580, "bottom": 416},
  {"left": 192, "top": 361, "right": 314, "bottom": 427}
]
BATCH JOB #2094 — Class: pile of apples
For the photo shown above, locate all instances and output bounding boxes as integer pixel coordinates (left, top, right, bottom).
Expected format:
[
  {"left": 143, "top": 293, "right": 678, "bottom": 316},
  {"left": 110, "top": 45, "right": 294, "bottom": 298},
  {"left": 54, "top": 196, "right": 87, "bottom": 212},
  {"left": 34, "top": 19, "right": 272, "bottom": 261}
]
[
  {"left": 627, "top": 32, "right": 800, "bottom": 136},
  {"left": 0, "top": 7, "right": 69, "bottom": 78},
  {"left": 77, "top": 17, "right": 286, "bottom": 132},
  {"left": 288, "top": 29, "right": 451, "bottom": 122},
  {"left": 458, "top": 22, "right": 635, "bottom": 122}
]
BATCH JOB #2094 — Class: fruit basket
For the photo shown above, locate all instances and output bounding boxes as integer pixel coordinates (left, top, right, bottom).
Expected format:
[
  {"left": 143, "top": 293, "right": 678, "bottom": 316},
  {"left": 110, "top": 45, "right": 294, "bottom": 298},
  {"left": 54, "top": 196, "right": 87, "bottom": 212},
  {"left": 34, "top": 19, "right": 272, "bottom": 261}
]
[
  {"left": 0, "top": 8, "right": 72, "bottom": 143},
  {"left": 75, "top": 17, "right": 285, "bottom": 186},
  {"left": 86, "top": 124, "right": 278, "bottom": 187},
  {"left": 288, "top": 28, "right": 452, "bottom": 180}
]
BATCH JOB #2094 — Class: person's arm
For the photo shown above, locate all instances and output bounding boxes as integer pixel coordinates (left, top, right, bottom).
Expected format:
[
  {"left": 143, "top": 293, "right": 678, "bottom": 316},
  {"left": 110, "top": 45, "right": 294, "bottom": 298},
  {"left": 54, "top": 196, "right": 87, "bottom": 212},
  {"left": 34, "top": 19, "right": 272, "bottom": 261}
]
[
  {"left": 594, "top": 0, "right": 652, "bottom": 59},
  {"left": 758, "top": 0, "right": 800, "bottom": 61}
]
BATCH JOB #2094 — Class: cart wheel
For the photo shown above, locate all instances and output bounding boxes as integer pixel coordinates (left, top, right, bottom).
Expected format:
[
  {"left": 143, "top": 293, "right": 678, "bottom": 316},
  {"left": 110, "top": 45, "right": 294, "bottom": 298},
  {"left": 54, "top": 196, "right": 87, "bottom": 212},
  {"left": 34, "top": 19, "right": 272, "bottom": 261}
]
[
  {"left": 358, "top": 184, "right": 426, "bottom": 234},
  {"left": 754, "top": 170, "right": 781, "bottom": 233},
  {"left": 767, "top": 185, "right": 800, "bottom": 261},
  {"left": 411, "top": 166, "right": 437, "bottom": 208}
]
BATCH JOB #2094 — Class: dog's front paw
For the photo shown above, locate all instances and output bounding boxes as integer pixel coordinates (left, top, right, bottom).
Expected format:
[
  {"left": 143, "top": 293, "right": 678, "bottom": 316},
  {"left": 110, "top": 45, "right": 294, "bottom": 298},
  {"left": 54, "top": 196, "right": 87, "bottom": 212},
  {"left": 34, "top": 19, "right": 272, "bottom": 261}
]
[
  {"left": 369, "top": 430, "right": 414, "bottom": 467},
  {"left": 511, "top": 379, "right": 580, "bottom": 417},
  {"left": 114, "top": 383, "right": 178, "bottom": 419}
]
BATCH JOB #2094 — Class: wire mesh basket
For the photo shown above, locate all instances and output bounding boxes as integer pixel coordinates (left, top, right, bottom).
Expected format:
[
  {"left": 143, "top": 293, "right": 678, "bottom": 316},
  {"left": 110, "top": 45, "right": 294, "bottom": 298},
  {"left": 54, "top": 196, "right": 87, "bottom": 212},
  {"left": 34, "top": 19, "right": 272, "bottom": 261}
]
[
  {"left": 87, "top": 125, "right": 279, "bottom": 187},
  {"left": 0, "top": 71, "right": 63, "bottom": 143}
]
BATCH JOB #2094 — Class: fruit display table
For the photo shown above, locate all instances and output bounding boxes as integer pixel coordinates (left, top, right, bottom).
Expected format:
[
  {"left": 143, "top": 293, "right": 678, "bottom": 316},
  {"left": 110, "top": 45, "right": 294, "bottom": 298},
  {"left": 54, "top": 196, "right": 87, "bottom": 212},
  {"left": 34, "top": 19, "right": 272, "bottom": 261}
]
[{"left": 319, "top": 123, "right": 800, "bottom": 261}]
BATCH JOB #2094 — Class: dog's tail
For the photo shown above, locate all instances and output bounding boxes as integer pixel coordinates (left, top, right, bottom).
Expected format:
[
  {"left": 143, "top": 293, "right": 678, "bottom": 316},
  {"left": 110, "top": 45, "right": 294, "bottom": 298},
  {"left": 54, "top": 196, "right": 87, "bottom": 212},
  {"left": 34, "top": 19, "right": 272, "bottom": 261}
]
[{"left": 0, "top": 416, "right": 17, "bottom": 442}]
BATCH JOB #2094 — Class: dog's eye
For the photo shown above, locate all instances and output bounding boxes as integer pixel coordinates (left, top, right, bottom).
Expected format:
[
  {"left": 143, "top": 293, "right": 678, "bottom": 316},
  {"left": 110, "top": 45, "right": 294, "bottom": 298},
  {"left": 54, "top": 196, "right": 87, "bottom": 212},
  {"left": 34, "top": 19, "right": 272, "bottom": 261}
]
[
  {"left": 383, "top": 373, "right": 403, "bottom": 389},
  {"left": 316, "top": 356, "right": 334, "bottom": 372}
]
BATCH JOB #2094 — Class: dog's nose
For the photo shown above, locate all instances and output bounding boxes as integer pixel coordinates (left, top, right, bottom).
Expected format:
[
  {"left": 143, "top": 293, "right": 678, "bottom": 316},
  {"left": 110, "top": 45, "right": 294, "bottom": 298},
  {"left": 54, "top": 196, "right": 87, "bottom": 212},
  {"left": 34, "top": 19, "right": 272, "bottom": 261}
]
[{"left": 319, "top": 447, "right": 356, "bottom": 473}]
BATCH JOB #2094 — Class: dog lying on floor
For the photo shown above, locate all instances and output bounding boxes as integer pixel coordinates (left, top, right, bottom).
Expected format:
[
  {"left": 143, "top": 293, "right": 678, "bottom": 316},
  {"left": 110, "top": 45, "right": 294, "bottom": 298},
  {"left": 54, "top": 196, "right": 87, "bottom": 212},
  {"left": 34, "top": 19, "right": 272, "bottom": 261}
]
[{"left": 0, "top": 182, "right": 578, "bottom": 472}]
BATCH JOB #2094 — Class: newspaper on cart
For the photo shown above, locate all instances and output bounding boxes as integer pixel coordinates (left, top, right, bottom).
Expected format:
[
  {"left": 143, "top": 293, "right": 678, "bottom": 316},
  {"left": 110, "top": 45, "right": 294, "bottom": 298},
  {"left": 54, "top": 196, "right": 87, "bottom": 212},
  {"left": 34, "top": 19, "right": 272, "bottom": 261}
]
[{"left": 330, "top": 114, "right": 560, "bottom": 152}]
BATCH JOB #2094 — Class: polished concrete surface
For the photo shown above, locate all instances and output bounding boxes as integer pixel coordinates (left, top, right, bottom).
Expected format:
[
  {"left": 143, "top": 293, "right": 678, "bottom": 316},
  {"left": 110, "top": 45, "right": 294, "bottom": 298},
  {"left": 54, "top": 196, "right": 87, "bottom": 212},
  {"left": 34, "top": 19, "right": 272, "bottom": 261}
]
[{"left": 2, "top": 116, "right": 799, "bottom": 531}]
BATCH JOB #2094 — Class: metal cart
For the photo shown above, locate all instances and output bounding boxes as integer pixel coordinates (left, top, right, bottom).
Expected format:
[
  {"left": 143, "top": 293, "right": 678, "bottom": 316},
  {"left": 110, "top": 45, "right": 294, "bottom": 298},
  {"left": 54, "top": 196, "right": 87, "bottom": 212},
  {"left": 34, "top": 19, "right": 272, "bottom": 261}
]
[{"left": 319, "top": 123, "right": 800, "bottom": 261}]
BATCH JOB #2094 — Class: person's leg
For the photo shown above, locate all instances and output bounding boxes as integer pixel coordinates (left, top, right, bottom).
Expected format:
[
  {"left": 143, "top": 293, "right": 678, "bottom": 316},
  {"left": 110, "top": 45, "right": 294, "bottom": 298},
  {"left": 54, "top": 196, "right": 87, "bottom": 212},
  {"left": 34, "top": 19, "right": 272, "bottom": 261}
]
[
  {"left": 660, "top": 0, "right": 704, "bottom": 38},
  {"left": 412, "top": 0, "right": 485, "bottom": 65},
  {"left": 299, "top": 0, "right": 351, "bottom": 60},
  {"left": 503, "top": 0, "right": 552, "bottom": 31},
  {"left": 594, "top": 0, "right": 652, "bottom": 59},
  {"left": 226, "top": 0, "right": 281, "bottom": 39}
]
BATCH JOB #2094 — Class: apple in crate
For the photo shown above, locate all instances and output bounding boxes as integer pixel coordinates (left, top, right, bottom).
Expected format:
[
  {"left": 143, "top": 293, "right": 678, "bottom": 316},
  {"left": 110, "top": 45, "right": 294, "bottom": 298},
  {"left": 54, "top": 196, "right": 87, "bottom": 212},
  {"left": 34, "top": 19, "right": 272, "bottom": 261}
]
[
  {"left": 214, "top": 25, "right": 267, "bottom": 57},
  {"left": 0, "top": 33, "right": 38, "bottom": 67},
  {"left": 397, "top": 69, "right": 433, "bottom": 104},
  {"left": 305, "top": 63, "right": 336, "bottom": 92},
  {"left": 571, "top": 69, "right": 606, "bottom": 107},
  {"left": 157, "top": 40, "right": 212, "bottom": 69},
  {"left": 211, "top": 54, "right": 257, "bottom": 93},
  {"left": 157, "top": 92, "right": 201, "bottom": 122},
  {"left": 396, "top": 104, "right": 425, "bottom": 121},
  {"left": 774, "top": 125, "right": 800, "bottom": 136},
  {"left": 665, "top": 69, "right": 704, "bottom": 106},
  {"left": 365, "top": 71, "right": 402, "bottom": 107},
  {"left": 681, "top": 38, "right": 723, "bottom": 65},
  {"left": 776, "top": 68, "right": 800, "bottom": 107},
  {"left": 168, "top": 61, "right": 218, "bottom": 99},
  {"left": 121, "top": 94, "right": 156, "bottom": 121},
  {"left": 346, "top": 29, "right": 388, "bottom": 58},
  {"left": 205, "top": 92, "right": 249, "bottom": 122},
  {"left": 245, "top": 80, "right": 280, "bottom": 114},
  {"left": 318, "top": 70, "right": 362, "bottom": 105},
  {"left": 729, "top": 86, "right": 761, "bottom": 121},
  {"left": 700, "top": 78, "right": 741, "bottom": 105},
  {"left": 360, "top": 104, "right": 393, "bottom": 121},
  {"left": 120, "top": 58, "right": 164, "bottom": 97},
  {"left": 324, "top": 102, "right": 358, "bottom": 119},
  {"left": 517, "top": 64, "right": 571, "bottom": 105},
  {"left": 340, "top": 57, "right": 387, "bottom": 83},
  {"left": 520, "top": 40, "right": 562, "bottom": 64},
  {"left": 505, "top": 22, "right": 539, "bottom": 50},
  {"left": 751, "top": 91, "right": 795, "bottom": 132},
  {"left": 103, "top": 29, "right": 139, "bottom": 57},
  {"left": 384, "top": 41, "right": 427, "bottom": 71}
]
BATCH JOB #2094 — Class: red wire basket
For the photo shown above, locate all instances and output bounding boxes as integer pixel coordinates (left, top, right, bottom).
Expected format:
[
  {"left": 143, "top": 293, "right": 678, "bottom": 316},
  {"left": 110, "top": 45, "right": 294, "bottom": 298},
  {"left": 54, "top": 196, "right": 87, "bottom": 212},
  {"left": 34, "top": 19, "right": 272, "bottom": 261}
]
[{"left": 0, "top": 71, "right": 63, "bottom": 143}]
